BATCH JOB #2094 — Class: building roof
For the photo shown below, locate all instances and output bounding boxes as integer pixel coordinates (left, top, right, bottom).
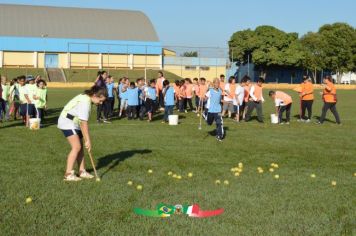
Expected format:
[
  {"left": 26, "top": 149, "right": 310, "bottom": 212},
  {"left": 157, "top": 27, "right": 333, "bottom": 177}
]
[{"left": 0, "top": 4, "right": 159, "bottom": 42}]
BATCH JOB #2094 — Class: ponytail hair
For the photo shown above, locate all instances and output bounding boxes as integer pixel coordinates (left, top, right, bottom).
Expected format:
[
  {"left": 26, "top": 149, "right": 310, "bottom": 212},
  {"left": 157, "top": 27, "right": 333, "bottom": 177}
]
[{"left": 84, "top": 85, "right": 108, "bottom": 98}]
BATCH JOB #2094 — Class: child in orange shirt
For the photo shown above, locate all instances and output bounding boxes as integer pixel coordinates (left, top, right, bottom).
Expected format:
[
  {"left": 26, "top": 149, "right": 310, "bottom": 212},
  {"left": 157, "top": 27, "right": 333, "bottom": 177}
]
[
  {"left": 197, "top": 78, "right": 208, "bottom": 116},
  {"left": 184, "top": 78, "right": 194, "bottom": 112},
  {"left": 193, "top": 78, "right": 200, "bottom": 112},
  {"left": 178, "top": 80, "right": 186, "bottom": 113}
]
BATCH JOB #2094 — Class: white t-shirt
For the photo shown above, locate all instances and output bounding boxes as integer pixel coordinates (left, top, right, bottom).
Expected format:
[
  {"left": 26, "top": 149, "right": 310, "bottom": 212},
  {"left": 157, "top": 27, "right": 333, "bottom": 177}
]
[
  {"left": 275, "top": 98, "right": 286, "bottom": 107},
  {"left": 234, "top": 85, "right": 245, "bottom": 106},
  {"left": 57, "top": 101, "right": 91, "bottom": 130},
  {"left": 26, "top": 84, "right": 37, "bottom": 103},
  {"left": 223, "top": 84, "right": 233, "bottom": 102}
]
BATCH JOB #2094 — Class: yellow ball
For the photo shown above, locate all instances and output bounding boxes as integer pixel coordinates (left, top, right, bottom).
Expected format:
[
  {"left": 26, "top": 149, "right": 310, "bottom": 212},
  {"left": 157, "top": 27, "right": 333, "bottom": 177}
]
[
  {"left": 188, "top": 173, "right": 193, "bottom": 178},
  {"left": 230, "top": 168, "right": 235, "bottom": 172},
  {"left": 136, "top": 185, "right": 143, "bottom": 190},
  {"left": 25, "top": 197, "right": 32, "bottom": 204},
  {"left": 215, "top": 180, "right": 221, "bottom": 184},
  {"left": 167, "top": 171, "right": 173, "bottom": 176},
  {"left": 148, "top": 169, "right": 153, "bottom": 174},
  {"left": 353, "top": 173, "right": 356, "bottom": 177},
  {"left": 172, "top": 174, "right": 177, "bottom": 178},
  {"left": 274, "top": 174, "right": 280, "bottom": 179},
  {"left": 238, "top": 162, "right": 243, "bottom": 168},
  {"left": 258, "top": 169, "right": 264, "bottom": 174},
  {"left": 310, "top": 174, "right": 316, "bottom": 178},
  {"left": 223, "top": 180, "right": 229, "bottom": 185},
  {"left": 236, "top": 168, "right": 243, "bottom": 173},
  {"left": 127, "top": 181, "right": 133, "bottom": 186},
  {"left": 96, "top": 178, "right": 101, "bottom": 182},
  {"left": 177, "top": 175, "right": 182, "bottom": 180},
  {"left": 234, "top": 172, "right": 240, "bottom": 177},
  {"left": 331, "top": 181, "right": 337, "bottom": 186},
  {"left": 269, "top": 168, "right": 274, "bottom": 172}
]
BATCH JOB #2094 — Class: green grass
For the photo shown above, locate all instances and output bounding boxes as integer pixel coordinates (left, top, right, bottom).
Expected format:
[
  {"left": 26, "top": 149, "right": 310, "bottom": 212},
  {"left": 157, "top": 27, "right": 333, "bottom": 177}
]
[{"left": 0, "top": 89, "right": 355, "bottom": 235}]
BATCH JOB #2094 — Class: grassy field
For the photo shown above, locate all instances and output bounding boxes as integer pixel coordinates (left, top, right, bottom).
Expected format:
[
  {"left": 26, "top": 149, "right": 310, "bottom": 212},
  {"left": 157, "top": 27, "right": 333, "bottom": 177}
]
[{"left": 0, "top": 89, "right": 355, "bottom": 235}]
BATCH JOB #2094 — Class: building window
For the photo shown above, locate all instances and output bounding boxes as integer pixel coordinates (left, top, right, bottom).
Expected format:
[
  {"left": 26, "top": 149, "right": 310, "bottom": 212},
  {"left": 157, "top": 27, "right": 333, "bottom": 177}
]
[
  {"left": 200, "top": 66, "right": 210, "bottom": 71},
  {"left": 185, "top": 66, "right": 196, "bottom": 70}
]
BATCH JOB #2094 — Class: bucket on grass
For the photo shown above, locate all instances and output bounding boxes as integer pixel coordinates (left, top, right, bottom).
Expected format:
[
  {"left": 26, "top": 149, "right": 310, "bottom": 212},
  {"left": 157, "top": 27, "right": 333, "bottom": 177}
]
[
  {"left": 29, "top": 118, "right": 41, "bottom": 130},
  {"left": 270, "top": 114, "right": 279, "bottom": 124},
  {"left": 168, "top": 115, "right": 179, "bottom": 125}
]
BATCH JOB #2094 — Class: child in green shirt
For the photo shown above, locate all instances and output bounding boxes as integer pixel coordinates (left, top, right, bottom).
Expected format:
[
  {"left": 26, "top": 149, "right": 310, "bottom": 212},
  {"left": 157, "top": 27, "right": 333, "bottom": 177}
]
[{"left": 33, "top": 79, "right": 47, "bottom": 121}]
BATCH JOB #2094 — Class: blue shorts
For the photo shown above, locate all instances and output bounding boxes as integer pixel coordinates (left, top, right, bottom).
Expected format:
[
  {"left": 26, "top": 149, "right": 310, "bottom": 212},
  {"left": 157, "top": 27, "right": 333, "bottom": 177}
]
[
  {"left": 61, "top": 129, "right": 83, "bottom": 139},
  {"left": 20, "top": 104, "right": 36, "bottom": 117}
]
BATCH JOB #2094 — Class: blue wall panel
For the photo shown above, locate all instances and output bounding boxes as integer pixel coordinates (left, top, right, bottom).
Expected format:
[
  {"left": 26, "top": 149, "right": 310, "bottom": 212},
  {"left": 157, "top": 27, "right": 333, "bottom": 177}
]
[{"left": 0, "top": 36, "right": 162, "bottom": 55}]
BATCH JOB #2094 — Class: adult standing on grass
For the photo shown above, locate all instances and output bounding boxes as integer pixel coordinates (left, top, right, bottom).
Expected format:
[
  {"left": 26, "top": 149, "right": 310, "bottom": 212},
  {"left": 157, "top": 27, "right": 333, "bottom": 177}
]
[
  {"left": 156, "top": 71, "right": 166, "bottom": 111},
  {"left": 245, "top": 77, "right": 265, "bottom": 123},
  {"left": 299, "top": 76, "right": 314, "bottom": 122},
  {"left": 58, "top": 85, "right": 107, "bottom": 181},
  {"left": 269, "top": 90, "right": 293, "bottom": 124},
  {"left": 316, "top": 76, "right": 341, "bottom": 125}
]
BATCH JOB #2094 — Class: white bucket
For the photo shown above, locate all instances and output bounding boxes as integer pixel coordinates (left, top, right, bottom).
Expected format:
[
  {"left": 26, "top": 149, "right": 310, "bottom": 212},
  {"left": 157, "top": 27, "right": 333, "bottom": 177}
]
[
  {"left": 270, "top": 114, "right": 279, "bottom": 124},
  {"left": 29, "top": 118, "right": 41, "bottom": 130},
  {"left": 168, "top": 115, "right": 179, "bottom": 125}
]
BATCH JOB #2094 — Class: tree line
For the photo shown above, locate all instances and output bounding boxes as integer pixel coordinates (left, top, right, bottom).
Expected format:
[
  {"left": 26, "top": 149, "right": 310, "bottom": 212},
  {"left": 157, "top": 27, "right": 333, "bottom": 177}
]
[{"left": 229, "top": 23, "right": 356, "bottom": 83}]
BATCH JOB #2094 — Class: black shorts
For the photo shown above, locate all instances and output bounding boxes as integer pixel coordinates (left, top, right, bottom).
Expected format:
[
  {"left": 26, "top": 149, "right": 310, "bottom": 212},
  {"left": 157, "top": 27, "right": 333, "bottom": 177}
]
[
  {"left": 145, "top": 98, "right": 156, "bottom": 113},
  {"left": 61, "top": 129, "right": 83, "bottom": 139},
  {"left": 20, "top": 104, "right": 36, "bottom": 117}
]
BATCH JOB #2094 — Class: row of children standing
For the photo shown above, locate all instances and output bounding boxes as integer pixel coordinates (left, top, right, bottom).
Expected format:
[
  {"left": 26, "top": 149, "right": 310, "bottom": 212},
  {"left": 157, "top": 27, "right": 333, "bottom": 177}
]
[{"left": 0, "top": 75, "right": 47, "bottom": 126}]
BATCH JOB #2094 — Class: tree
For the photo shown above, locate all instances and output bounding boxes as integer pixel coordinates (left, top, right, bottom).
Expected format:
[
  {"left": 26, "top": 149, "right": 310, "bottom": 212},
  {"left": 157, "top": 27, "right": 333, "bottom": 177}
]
[
  {"left": 181, "top": 51, "right": 198, "bottom": 57},
  {"left": 317, "top": 23, "right": 356, "bottom": 83},
  {"left": 229, "top": 26, "right": 302, "bottom": 78},
  {"left": 300, "top": 32, "right": 326, "bottom": 83}
]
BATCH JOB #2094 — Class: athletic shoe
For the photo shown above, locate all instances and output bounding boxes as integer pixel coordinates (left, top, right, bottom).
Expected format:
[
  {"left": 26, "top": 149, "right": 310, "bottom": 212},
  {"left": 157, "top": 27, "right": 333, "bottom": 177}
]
[
  {"left": 79, "top": 170, "right": 94, "bottom": 179},
  {"left": 185, "top": 110, "right": 188, "bottom": 113},
  {"left": 297, "top": 119, "right": 305, "bottom": 122},
  {"left": 97, "top": 119, "right": 103, "bottom": 123},
  {"left": 305, "top": 119, "right": 311, "bottom": 123},
  {"left": 64, "top": 170, "right": 81, "bottom": 182},
  {"left": 216, "top": 136, "right": 223, "bottom": 142},
  {"left": 103, "top": 119, "right": 112, "bottom": 124},
  {"left": 315, "top": 121, "right": 322, "bottom": 125},
  {"left": 279, "top": 122, "right": 285, "bottom": 125},
  {"left": 286, "top": 122, "right": 290, "bottom": 125}
]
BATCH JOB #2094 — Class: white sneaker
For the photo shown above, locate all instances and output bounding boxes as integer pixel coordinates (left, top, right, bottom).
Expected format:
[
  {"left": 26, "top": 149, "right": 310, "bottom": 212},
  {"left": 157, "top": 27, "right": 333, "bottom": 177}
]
[
  {"left": 64, "top": 170, "right": 82, "bottom": 182},
  {"left": 305, "top": 119, "right": 311, "bottom": 123},
  {"left": 79, "top": 170, "right": 94, "bottom": 179}
]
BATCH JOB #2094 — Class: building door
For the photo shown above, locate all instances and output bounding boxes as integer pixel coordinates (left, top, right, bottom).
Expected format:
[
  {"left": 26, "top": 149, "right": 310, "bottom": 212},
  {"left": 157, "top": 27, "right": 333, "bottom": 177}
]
[{"left": 45, "top": 54, "right": 59, "bottom": 68}]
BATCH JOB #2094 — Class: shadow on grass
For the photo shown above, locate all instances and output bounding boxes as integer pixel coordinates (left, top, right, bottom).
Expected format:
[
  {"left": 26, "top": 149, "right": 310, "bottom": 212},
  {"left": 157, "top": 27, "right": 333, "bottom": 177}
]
[
  {"left": 314, "top": 116, "right": 337, "bottom": 124},
  {"left": 92, "top": 149, "right": 152, "bottom": 177}
]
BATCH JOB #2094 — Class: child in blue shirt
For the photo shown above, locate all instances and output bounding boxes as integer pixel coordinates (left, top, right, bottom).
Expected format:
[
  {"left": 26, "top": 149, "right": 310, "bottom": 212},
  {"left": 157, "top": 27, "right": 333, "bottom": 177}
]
[
  {"left": 145, "top": 79, "right": 157, "bottom": 122},
  {"left": 105, "top": 76, "right": 115, "bottom": 121},
  {"left": 126, "top": 82, "right": 139, "bottom": 120},
  {"left": 162, "top": 80, "right": 175, "bottom": 123},
  {"left": 205, "top": 78, "right": 224, "bottom": 141},
  {"left": 119, "top": 78, "right": 128, "bottom": 118}
]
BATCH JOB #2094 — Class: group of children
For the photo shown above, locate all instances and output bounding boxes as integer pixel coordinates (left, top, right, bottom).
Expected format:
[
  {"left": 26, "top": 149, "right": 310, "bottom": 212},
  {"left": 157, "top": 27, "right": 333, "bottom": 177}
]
[
  {"left": 57, "top": 71, "right": 342, "bottom": 180},
  {"left": 0, "top": 74, "right": 47, "bottom": 126}
]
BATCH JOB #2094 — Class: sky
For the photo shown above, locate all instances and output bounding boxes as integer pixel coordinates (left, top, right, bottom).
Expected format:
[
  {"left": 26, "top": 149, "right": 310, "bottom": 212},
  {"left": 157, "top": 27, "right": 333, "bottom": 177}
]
[{"left": 0, "top": 0, "right": 355, "bottom": 48}]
